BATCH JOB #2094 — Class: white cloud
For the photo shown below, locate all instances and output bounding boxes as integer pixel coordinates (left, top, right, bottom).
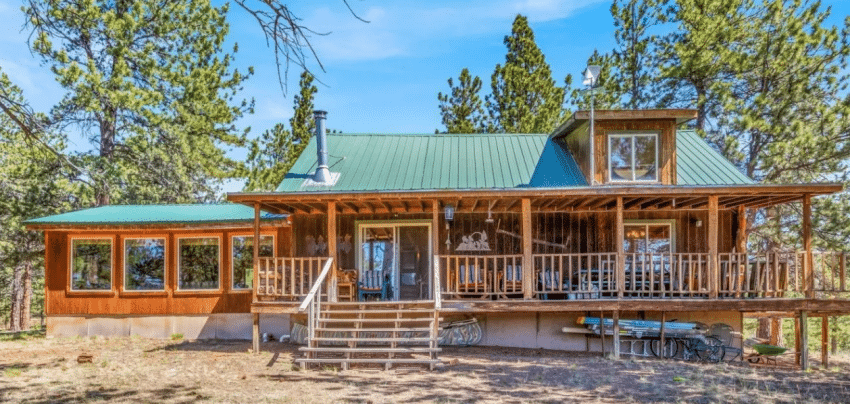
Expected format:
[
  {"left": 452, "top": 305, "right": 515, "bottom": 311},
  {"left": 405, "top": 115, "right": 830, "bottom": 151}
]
[{"left": 300, "top": 0, "right": 606, "bottom": 62}]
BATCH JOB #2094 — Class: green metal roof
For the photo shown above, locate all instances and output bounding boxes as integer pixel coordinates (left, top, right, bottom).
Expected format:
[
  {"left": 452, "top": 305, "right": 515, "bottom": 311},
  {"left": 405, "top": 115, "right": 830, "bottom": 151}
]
[
  {"left": 276, "top": 133, "right": 588, "bottom": 192},
  {"left": 25, "top": 204, "right": 286, "bottom": 226},
  {"left": 676, "top": 130, "right": 754, "bottom": 185}
]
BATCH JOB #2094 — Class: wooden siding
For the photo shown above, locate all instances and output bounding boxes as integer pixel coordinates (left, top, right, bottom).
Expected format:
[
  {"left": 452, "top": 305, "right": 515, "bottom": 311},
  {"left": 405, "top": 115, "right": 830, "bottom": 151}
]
[{"left": 45, "top": 226, "right": 291, "bottom": 315}]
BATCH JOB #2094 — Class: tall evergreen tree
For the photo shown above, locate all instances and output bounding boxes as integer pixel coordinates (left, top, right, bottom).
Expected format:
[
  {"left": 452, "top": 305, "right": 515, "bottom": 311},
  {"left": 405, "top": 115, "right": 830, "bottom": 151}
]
[
  {"left": 244, "top": 71, "right": 316, "bottom": 191},
  {"left": 24, "top": 0, "right": 254, "bottom": 206},
  {"left": 487, "top": 15, "right": 567, "bottom": 133},
  {"left": 437, "top": 68, "right": 487, "bottom": 133},
  {"left": 611, "top": 0, "right": 662, "bottom": 108}
]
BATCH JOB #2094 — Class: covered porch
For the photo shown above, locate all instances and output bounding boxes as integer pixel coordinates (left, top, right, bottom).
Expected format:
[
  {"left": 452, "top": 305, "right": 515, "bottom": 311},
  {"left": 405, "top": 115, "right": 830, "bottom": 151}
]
[{"left": 231, "top": 184, "right": 849, "bottom": 310}]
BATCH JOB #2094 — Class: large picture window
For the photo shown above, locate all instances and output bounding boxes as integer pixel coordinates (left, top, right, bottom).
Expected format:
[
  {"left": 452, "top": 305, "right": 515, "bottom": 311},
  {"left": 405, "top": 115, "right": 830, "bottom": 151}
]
[
  {"left": 70, "top": 238, "right": 112, "bottom": 291},
  {"left": 124, "top": 238, "right": 166, "bottom": 291},
  {"left": 232, "top": 235, "right": 274, "bottom": 290},
  {"left": 609, "top": 133, "right": 658, "bottom": 182},
  {"left": 178, "top": 237, "right": 220, "bottom": 290}
]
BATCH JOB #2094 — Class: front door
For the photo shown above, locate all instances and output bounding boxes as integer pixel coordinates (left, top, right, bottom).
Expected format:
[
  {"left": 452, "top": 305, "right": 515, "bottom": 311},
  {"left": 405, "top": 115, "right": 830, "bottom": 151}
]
[{"left": 358, "top": 222, "right": 431, "bottom": 301}]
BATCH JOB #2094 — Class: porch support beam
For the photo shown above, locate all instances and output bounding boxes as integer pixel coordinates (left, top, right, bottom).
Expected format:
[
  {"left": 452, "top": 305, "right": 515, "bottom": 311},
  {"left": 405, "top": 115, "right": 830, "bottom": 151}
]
[
  {"left": 522, "top": 198, "right": 533, "bottom": 300},
  {"left": 736, "top": 206, "right": 747, "bottom": 254},
  {"left": 708, "top": 195, "right": 719, "bottom": 299},
  {"left": 660, "top": 311, "right": 667, "bottom": 359},
  {"left": 801, "top": 310, "right": 809, "bottom": 370},
  {"left": 616, "top": 197, "right": 624, "bottom": 299},
  {"left": 822, "top": 316, "right": 829, "bottom": 369},
  {"left": 328, "top": 201, "right": 337, "bottom": 302},
  {"left": 252, "top": 203, "right": 261, "bottom": 354},
  {"left": 612, "top": 310, "right": 620, "bottom": 359},
  {"left": 803, "top": 194, "right": 813, "bottom": 298},
  {"left": 432, "top": 200, "right": 440, "bottom": 299}
]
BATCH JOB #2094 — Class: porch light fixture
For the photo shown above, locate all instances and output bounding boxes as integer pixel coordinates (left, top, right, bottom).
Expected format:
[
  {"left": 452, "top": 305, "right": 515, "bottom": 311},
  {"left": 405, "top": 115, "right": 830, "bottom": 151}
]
[
  {"left": 485, "top": 201, "right": 496, "bottom": 224},
  {"left": 584, "top": 64, "right": 601, "bottom": 185},
  {"left": 444, "top": 204, "right": 455, "bottom": 221}
]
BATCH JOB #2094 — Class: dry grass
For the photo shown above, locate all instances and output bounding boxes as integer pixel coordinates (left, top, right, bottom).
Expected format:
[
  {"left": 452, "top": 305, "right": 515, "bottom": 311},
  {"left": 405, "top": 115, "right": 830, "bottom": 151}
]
[{"left": 1, "top": 335, "right": 849, "bottom": 403}]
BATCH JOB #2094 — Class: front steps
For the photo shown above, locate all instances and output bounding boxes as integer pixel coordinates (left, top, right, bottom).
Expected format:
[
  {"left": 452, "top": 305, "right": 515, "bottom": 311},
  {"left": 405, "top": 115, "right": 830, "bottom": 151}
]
[{"left": 295, "top": 301, "right": 442, "bottom": 370}]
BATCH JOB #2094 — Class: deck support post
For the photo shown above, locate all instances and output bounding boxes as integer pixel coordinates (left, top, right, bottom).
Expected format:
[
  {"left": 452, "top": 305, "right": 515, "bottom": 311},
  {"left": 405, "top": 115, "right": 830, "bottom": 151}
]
[
  {"left": 599, "top": 310, "right": 606, "bottom": 357},
  {"left": 803, "top": 194, "right": 813, "bottom": 298},
  {"left": 252, "top": 312, "right": 260, "bottom": 354},
  {"left": 659, "top": 311, "right": 666, "bottom": 360},
  {"left": 252, "top": 203, "right": 260, "bottom": 355},
  {"left": 612, "top": 310, "right": 620, "bottom": 359},
  {"left": 800, "top": 311, "right": 809, "bottom": 370},
  {"left": 708, "top": 195, "right": 719, "bottom": 299},
  {"left": 795, "top": 316, "right": 802, "bottom": 366},
  {"left": 821, "top": 316, "right": 829, "bottom": 369},
  {"left": 432, "top": 200, "right": 440, "bottom": 299},
  {"left": 328, "top": 201, "right": 338, "bottom": 302},
  {"left": 522, "top": 198, "right": 533, "bottom": 300},
  {"left": 616, "top": 197, "right": 624, "bottom": 299}
]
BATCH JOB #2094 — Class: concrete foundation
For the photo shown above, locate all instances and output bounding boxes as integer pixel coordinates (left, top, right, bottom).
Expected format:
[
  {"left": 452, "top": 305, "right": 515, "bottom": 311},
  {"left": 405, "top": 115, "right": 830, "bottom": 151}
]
[{"left": 47, "top": 313, "right": 291, "bottom": 340}]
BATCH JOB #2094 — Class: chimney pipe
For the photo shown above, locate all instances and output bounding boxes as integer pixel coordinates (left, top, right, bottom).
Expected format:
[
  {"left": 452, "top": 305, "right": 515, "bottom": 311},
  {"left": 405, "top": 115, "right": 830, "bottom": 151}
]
[{"left": 313, "top": 110, "right": 331, "bottom": 183}]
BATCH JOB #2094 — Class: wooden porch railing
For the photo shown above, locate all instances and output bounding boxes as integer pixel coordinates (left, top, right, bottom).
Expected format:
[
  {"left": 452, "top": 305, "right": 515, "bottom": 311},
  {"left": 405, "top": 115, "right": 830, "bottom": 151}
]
[
  {"left": 534, "top": 253, "right": 619, "bottom": 298},
  {"left": 811, "top": 251, "right": 850, "bottom": 295},
  {"left": 717, "top": 251, "right": 802, "bottom": 298},
  {"left": 621, "top": 253, "right": 712, "bottom": 298},
  {"left": 438, "top": 255, "right": 523, "bottom": 299},
  {"left": 256, "top": 257, "right": 331, "bottom": 301}
]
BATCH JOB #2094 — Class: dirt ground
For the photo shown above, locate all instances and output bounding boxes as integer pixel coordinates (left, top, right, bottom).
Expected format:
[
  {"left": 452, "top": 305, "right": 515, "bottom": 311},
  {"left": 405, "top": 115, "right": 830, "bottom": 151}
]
[{"left": 1, "top": 334, "right": 849, "bottom": 404}]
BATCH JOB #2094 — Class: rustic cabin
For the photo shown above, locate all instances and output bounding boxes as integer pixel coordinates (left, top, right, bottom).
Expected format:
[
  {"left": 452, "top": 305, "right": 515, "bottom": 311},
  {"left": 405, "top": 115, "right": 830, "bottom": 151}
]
[{"left": 27, "top": 108, "right": 849, "bottom": 370}]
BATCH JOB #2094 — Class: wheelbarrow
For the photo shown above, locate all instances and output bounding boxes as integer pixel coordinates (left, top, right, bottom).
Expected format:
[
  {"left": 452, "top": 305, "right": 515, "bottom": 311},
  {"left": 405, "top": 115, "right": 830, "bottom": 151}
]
[{"left": 745, "top": 343, "right": 788, "bottom": 365}]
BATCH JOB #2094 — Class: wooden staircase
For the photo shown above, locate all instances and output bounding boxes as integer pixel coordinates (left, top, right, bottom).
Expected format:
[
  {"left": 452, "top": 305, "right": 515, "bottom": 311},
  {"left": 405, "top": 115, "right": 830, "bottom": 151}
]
[{"left": 295, "top": 301, "right": 442, "bottom": 370}]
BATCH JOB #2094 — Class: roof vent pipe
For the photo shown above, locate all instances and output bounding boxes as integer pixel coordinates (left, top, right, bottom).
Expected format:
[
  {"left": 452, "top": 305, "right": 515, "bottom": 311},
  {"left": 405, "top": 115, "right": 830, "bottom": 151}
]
[{"left": 313, "top": 110, "right": 331, "bottom": 183}]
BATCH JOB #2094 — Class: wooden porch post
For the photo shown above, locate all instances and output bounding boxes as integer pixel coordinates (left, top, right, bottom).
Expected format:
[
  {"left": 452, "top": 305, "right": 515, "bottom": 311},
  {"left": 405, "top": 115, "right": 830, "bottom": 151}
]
[
  {"left": 599, "top": 310, "right": 606, "bottom": 357},
  {"left": 795, "top": 316, "right": 802, "bottom": 366},
  {"left": 800, "top": 311, "right": 809, "bottom": 370},
  {"left": 708, "top": 195, "right": 719, "bottom": 299},
  {"left": 432, "top": 200, "right": 440, "bottom": 300},
  {"left": 822, "top": 316, "right": 829, "bottom": 368},
  {"left": 327, "top": 201, "right": 338, "bottom": 302},
  {"left": 612, "top": 310, "right": 620, "bottom": 359},
  {"left": 803, "top": 194, "right": 813, "bottom": 298},
  {"left": 736, "top": 205, "right": 748, "bottom": 254},
  {"left": 252, "top": 203, "right": 261, "bottom": 354},
  {"left": 522, "top": 198, "right": 534, "bottom": 300},
  {"left": 659, "top": 311, "right": 666, "bottom": 360},
  {"left": 616, "top": 197, "right": 624, "bottom": 299}
]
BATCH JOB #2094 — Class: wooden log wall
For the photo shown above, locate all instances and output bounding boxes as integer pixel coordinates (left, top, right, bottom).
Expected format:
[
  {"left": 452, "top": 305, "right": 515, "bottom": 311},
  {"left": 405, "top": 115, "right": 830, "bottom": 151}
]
[{"left": 44, "top": 226, "right": 290, "bottom": 316}]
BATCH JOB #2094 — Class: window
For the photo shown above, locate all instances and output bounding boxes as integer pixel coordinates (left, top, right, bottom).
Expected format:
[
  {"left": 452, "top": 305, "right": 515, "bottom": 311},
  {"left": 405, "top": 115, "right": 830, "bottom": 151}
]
[
  {"left": 609, "top": 133, "right": 658, "bottom": 182},
  {"left": 178, "top": 237, "right": 220, "bottom": 290},
  {"left": 231, "top": 235, "right": 274, "bottom": 290},
  {"left": 70, "top": 238, "right": 112, "bottom": 291},
  {"left": 124, "top": 238, "right": 166, "bottom": 291},
  {"left": 624, "top": 223, "right": 673, "bottom": 254}
]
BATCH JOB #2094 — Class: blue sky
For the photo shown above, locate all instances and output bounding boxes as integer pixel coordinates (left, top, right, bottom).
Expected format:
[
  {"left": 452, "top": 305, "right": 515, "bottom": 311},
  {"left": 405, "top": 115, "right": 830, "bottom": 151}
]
[{"left": 1, "top": 0, "right": 849, "bottom": 193}]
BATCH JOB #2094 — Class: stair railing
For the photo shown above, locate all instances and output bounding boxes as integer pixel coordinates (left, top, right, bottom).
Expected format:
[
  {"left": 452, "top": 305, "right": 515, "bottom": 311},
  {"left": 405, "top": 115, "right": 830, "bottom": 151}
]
[{"left": 298, "top": 258, "right": 334, "bottom": 355}]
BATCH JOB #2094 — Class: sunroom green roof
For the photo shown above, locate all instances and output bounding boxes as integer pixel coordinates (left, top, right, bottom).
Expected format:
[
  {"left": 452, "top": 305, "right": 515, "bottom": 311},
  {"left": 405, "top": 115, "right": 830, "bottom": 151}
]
[
  {"left": 25, "top": 204, "right": 286, "bottom": 226},
  {"left": 676, "top": 130, "right": 753, "bottom": 185},
  {"left": 276, "top": 133, "right": 588, "bottom": 192}
]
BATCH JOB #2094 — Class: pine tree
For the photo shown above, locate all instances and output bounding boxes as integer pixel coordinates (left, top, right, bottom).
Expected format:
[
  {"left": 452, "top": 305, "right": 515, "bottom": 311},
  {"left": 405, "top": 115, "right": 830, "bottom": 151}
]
[
  {"left": 611, "top": 0, "right": 662, "bottom": 108},
  {"left": 24, "top": 0, "right": 253, "bottom": 206},
  {"left": 437, "top": 68, "right": 487, "bottom": 133},
  {"left": 487, "top": 15, "right": 567, "bottom": 134},
  {"left": 244, "top": 71, "right": 316, "bottom": 191}
]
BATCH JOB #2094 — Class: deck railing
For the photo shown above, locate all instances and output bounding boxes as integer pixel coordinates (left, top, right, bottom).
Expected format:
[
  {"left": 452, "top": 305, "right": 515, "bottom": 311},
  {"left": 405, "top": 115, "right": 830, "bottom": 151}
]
[
  {"left": 811, "top": 251, "right": 850, "bottom": 296},
  {"left": 534, "top": 253, "right": 619, "bottom": 298},
  {"left": 717, "top": 252, "right": 801, "bottom": 298},
  {"left": 438, "top": 254, "right": 523, "bottom": 299},
  {"left": 622, "top": 253, "right": 712, "bottom": 298},
  {"left": 256, "top": 256, "right": 331, "bottom": 301}
]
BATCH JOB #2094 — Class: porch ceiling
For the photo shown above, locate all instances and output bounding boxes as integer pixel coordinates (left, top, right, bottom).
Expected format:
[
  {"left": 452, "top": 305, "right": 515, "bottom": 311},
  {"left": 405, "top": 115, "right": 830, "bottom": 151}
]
[{"left": 229, "top": 184, "right": 841, "bottom": 215}]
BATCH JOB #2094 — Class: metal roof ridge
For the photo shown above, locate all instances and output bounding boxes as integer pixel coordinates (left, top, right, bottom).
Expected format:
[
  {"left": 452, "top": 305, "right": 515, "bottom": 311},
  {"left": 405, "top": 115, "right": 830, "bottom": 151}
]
[{"left": 324, "top": 132, "right": 548, "bottom": 137}]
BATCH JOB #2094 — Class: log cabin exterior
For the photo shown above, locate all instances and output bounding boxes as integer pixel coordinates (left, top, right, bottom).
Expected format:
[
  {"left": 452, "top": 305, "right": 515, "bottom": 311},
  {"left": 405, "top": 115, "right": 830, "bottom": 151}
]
[{"left": 27, "top": 109, "right": 850, "bottom": 369}]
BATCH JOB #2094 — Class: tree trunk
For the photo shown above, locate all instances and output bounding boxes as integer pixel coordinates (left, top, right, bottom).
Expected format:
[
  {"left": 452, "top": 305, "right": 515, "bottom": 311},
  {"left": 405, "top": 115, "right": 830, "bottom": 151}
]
[
  {"left": 9, "top": 264, "right": 22, "bottom": 332},
  {"left": 757, "top": 318, "right": 770, "bottom": 341},
  {"left": 769, "top": 317, "right": 783, "bottom": 346},
  {"left": 20, "top": 259, "right": 32, "bottom": 330}
]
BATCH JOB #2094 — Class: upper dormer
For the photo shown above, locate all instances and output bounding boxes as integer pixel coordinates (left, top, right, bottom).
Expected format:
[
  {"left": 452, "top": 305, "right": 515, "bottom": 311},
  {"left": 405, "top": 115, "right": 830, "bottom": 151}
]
[{"left": 551, "top": 109, "right": 698, "bottom": 186}]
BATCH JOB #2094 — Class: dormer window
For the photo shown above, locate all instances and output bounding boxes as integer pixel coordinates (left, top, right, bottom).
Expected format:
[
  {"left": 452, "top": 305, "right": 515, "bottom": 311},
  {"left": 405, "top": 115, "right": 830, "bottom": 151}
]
[{"left": 609, "top": 133, "right": 658, "bottom": 182}]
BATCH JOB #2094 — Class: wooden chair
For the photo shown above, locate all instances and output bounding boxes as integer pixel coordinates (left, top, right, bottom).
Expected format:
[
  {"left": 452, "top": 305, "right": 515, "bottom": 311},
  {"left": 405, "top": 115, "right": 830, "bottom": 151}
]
[
  {"left": 359, "top": 270, "right": 390, "bottom": 301},
  {"left": 337, "top": 270, "right": 357, "bottom": 302},
  {"left": 457, "top": 264, "right": 488, "bottom": 297},
  {"left": 499, "top": 264, "right": 523, "bottom": 297}
]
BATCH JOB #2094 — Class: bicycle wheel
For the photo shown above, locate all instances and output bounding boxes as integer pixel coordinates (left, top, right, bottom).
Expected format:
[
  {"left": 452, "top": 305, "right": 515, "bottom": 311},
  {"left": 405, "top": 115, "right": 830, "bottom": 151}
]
[
  {"left": 650, "top": 338, "right": 679, "bottom": 358},
  {"left": 695, "top": 336, "right": 724, "bottom": 363}
]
